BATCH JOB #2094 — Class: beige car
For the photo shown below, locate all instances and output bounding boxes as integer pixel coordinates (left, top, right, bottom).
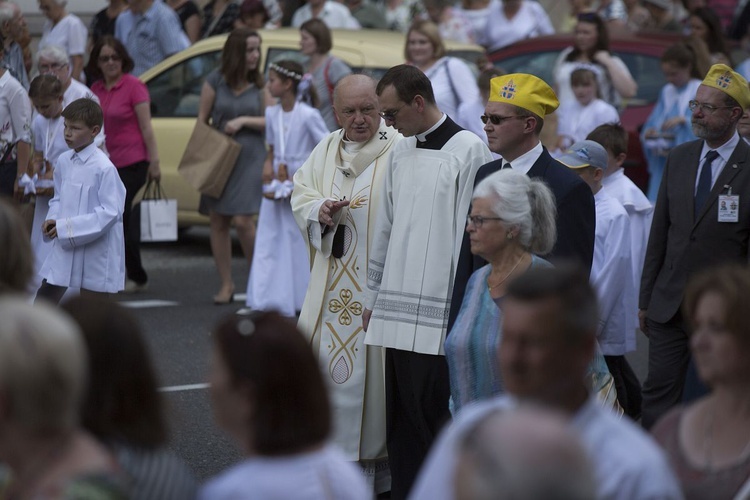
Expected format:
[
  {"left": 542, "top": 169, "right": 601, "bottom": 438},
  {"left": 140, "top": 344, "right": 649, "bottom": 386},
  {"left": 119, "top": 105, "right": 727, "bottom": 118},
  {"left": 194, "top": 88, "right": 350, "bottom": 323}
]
[{"left": 139, "top": 28, "right": 483, "bottom": 227}]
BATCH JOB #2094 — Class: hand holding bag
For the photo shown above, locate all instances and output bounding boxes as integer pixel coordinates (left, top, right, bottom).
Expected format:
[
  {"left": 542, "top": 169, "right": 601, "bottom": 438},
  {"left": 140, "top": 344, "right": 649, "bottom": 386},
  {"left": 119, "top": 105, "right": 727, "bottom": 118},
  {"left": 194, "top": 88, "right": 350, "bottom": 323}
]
[
  {"left": 177, "top": 119, "right": 241, "bottom": 198},
  {"left": 140, "top": 180, "right": 178, "bottom": 242}
]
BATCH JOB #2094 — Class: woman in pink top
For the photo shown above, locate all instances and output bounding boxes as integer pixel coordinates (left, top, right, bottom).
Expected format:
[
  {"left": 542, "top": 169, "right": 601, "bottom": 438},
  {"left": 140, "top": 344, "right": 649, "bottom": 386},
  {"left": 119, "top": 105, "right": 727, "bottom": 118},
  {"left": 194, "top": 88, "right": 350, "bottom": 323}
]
[{"left": 88, "top": 36, "right": 160, "bottom": 292}]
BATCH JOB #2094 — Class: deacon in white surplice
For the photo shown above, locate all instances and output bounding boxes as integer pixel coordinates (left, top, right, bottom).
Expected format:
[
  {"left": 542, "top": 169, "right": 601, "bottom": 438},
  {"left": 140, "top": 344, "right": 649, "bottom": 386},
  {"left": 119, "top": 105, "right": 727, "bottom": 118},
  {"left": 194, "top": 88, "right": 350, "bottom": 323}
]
[
  {"left": 291, "top": 75, "right": 401, "bottom": 496},
  {"left": 362, "top": 65, "right": 492, "bottom": 498}
]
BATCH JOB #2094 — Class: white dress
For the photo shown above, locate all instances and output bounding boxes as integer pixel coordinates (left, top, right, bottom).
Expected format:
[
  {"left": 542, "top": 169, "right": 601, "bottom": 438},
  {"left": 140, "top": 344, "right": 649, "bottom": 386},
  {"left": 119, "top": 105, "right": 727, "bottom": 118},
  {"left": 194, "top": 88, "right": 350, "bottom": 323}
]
[
  {"left": 40, "top": 14, "right": 87, "bottom": 58},
  {"left": 554, "top": 47, "right": 633, "bottom": 109},
  {"left": 556, "top": 98, "right": 620, "bottom": 148},
  {"left": 245, "top": 102, "right": 328, "bottom": 316},
  {"left": 30, "top": 113, "right": 68, "bottom": 293}
]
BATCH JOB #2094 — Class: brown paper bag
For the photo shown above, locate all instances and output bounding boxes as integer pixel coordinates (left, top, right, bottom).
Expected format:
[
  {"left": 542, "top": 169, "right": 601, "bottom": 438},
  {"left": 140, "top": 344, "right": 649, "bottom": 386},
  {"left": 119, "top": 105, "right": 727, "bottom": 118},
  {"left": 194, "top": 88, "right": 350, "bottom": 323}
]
[{"left": 177, "top": 120, "right": 241, "bottom": 198}]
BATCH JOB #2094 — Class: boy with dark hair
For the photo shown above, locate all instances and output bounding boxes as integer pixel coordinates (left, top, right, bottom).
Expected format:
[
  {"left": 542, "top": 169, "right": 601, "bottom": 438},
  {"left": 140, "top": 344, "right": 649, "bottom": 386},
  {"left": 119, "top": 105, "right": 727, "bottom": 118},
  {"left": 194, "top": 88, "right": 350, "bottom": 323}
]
[{"left": 36, "top": 98, "right": 126, "bottom": 304}]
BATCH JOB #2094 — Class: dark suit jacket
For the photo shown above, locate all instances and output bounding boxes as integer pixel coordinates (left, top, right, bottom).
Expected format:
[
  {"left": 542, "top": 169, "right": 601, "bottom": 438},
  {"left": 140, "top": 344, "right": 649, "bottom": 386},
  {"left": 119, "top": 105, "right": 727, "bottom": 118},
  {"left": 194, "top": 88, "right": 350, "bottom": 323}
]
[
  {"left": 448, "top": 147, "right": 596, "bottom": 329},
  {"left": 640, "top": 138, "right": 750, "bottom": 323}
]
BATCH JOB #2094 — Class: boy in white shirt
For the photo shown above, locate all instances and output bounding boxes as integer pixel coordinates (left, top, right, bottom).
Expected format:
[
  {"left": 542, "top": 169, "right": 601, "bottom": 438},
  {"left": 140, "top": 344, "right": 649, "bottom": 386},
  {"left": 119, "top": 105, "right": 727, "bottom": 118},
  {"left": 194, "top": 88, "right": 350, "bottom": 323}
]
[
  {"left": 558, "top": 140, "right": 641, "bottom": 419},
  {"left": 555, "top": 68, "right": 620, "bottom": 152},
  {"left": 35, "top": 98, "right": 126, "bottom": 304}
]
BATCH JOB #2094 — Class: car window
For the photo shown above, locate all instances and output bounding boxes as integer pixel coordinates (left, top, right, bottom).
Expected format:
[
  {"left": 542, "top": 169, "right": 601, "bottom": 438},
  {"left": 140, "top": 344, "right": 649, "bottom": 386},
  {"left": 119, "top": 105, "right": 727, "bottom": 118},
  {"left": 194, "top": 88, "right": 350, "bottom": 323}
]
[
  {"left": 147, "top": 50, "right": 221, "bottom": 118},
  {"left": 493, "top": 49, "right": 666, "bottom": 108}
]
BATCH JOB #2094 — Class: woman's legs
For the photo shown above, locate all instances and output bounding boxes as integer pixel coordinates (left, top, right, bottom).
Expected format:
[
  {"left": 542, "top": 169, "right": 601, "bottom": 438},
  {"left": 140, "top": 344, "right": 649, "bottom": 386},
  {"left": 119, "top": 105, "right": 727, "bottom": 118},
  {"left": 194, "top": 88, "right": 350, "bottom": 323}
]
[
  {"left": 209, "top": 211, "right": 235, "bottom": 301},
  {"left": 233, "top": 214, "right": 257, "bottom": 267},
  {"left": 118, "top": 162, "right": 149, "bottom": 285}
]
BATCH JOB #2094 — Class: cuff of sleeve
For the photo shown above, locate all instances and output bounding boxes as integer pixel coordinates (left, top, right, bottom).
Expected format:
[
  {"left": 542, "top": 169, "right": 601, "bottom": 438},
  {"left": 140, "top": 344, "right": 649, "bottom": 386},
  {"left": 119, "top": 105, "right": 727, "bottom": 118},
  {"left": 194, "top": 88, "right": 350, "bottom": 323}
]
[{"left": 364, "top": 289, "right": 377, "bottom": 310}]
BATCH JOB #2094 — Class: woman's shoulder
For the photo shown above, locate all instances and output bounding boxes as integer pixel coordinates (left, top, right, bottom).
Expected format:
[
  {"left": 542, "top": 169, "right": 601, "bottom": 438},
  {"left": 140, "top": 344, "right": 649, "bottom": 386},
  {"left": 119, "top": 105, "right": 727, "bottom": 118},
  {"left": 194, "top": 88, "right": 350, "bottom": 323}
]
[
  {"left": 530, "top": 255, "right": 553, "bottom": 268},
  {"left": 651, "top": 404, "right": 687, "bottom": 443},
  {"left": 205, "top": 69, "right": 223, "bottom": 87}
]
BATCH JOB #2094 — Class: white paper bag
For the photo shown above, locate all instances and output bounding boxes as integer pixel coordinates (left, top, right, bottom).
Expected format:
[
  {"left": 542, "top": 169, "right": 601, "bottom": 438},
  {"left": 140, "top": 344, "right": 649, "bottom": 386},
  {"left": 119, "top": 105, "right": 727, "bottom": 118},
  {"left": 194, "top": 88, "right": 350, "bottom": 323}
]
[{"left": 140, "top": 181, "right": 178, "bottom": 242}]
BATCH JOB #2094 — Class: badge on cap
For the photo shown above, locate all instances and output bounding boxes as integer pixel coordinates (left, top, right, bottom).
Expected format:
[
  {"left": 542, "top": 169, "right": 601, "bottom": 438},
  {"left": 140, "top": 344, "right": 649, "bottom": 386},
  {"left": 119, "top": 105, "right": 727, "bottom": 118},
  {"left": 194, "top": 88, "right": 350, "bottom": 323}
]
[
  {"left": 501, "top": 80, "right": 516, "bottom": 100},
  {"left": 717, "top": 71, "right": 732, "bottom": 89}
]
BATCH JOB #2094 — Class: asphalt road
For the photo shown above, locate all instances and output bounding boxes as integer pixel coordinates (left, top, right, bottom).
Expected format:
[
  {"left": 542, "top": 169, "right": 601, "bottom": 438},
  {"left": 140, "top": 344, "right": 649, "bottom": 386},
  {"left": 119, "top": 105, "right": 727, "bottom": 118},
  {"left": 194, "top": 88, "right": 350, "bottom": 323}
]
[{"left": 117, "top": 227, "right": 650, "bottom": 485}]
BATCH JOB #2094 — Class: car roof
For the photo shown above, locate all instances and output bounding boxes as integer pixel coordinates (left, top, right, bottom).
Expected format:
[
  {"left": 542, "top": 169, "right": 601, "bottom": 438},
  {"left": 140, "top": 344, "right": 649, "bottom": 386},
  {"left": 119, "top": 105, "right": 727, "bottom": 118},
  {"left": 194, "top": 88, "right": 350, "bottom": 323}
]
[{"left": 140, "top": 28, "right": 483, "bottom": 81}]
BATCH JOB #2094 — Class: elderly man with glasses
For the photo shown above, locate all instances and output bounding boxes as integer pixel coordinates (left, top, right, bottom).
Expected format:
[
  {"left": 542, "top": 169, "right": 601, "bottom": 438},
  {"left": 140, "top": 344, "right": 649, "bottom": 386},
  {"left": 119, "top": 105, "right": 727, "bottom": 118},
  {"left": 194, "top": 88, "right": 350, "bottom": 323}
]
[
  {"left": 639, "top": 64, "right": 750, "bottom": 429},
  {"left": 291, "top": 74, "right": 401, "bottom": 498},
  {"left": 362, "top": 64, "right": 491, "bottom": 499},
  {"left": 36, "top": 45, "right": 105, "bottom": 149}
]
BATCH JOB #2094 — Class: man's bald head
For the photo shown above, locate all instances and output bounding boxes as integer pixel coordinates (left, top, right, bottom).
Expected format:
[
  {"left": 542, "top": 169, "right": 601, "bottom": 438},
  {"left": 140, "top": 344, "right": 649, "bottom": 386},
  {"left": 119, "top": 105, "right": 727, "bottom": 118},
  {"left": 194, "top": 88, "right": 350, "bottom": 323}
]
[
  {"left": 332, "top": 74, "right": 382, "bottom": 142},
  {"left": 455, "top": 406, "right": 596, "bottom": 500}
]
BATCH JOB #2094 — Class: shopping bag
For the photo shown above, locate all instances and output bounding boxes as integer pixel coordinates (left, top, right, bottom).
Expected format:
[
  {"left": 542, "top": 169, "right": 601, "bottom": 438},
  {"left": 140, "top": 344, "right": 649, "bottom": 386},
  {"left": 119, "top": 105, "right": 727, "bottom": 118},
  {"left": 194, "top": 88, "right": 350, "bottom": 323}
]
[
  {"left": 177, "top": 119, "right": 241, "bottom": 198},
  {"left": 140, "top": 180, "right": 178, "bottom": 242}
]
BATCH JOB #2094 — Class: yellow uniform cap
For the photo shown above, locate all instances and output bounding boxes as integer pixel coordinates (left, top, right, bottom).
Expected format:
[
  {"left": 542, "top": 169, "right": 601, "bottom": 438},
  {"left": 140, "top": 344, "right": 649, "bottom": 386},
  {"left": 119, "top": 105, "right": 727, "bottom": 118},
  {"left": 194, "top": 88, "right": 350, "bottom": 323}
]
[
  {"left": 488, "top": 73, "right": 559, "bottom": 117},
  {"left": 701, "top": 64, "right": 750, "bottom": 109}
]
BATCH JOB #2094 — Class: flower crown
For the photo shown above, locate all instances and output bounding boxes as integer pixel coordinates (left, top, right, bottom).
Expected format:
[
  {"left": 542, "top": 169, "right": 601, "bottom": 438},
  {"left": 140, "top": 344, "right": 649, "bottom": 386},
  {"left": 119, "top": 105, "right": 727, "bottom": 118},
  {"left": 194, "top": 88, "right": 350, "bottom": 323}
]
[{"left": 269, "top": 63, "right": 303, "bottom": 81}]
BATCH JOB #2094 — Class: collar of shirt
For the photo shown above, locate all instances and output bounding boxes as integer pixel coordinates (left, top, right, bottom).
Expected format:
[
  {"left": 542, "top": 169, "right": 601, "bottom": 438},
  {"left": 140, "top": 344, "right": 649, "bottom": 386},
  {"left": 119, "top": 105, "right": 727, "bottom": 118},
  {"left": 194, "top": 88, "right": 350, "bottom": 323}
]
[
  {"left": 699, "top": 131, "right": 740, "bottom": 164},
  {"left": 415, "top": 113, "right": 447, "bottom": 143},
  {"left": 502, "top": 140, "right": 543, "bottom": 174},
  {"left": 0, "top": 70, "right": 11, "bottom": 89},
  {"left": 70, "top": 142, "right": 99, "bottom": 163}
]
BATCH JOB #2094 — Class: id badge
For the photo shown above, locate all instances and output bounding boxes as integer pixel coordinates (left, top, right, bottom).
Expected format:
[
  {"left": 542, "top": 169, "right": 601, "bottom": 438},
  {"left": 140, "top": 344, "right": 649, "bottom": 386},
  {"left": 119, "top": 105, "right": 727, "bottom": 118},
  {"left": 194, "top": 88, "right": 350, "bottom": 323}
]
[{"left": 718, "top": 194, "right": 739, "bottom": 223}]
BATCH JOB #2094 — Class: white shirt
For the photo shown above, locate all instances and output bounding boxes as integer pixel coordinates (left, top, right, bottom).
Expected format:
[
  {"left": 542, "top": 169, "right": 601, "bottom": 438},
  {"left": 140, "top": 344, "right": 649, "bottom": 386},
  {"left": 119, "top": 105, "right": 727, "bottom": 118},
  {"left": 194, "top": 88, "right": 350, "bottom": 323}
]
[
  {"left": 591, "top": 189, "right": 635, "bottom": 355},
  {"left": 479, "top": 0, "right": 554, "bottom": 52},
  {"left": 502, "top": 140, "right": 543, "bottom": 174},
  {"left": 695, "top": 132, "right": 741, "bottom": 193},
  {"left": 0, "top": 70, "right": 32, "bottom": 161},
  {"left": 198, "top": 446, "right": 371, "bottom": 500},
  {"left": 410, "top": 395, "right": 684, "bottom": 500},
  {"left": 40, "top": 14, "right": 87, "bottom": 57},
  {"left": 291, "top": 1, "right": 360, "bottom": 29},
  {"left": 423, "top": 57, "right": 480, "bottom": 124},
  {"left": 601, "top": 169, "right": 653, "bottom": 322}
]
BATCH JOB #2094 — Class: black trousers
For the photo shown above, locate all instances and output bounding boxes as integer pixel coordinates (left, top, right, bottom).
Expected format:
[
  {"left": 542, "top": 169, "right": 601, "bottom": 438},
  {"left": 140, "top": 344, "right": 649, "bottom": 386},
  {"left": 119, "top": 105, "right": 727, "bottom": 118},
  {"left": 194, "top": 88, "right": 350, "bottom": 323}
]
[
  {"left": 0, "top": 160, "right": 17, "bottom": 198},
  {"left": 385, "top": 348, "right": 451, "bottom": 500},
  {"left": 604, "top": 354, "right": 642, "bottom": 420},
  {"left": 641, "top": 313, "right": 692, "bottom": 429},
  {"left": 118, "top": 162, "right": 148, "bottom": 284}
]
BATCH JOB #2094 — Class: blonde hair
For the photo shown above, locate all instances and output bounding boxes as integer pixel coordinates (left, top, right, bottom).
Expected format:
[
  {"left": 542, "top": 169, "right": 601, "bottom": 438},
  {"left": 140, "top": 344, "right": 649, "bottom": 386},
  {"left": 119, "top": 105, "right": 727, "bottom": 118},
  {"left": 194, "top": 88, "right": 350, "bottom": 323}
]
[
  {"left": 0, "top": 298, "right": 87, "bottom": 431},
  {"left": 405, "top": 19, "right": 446, "bottom": 61}
]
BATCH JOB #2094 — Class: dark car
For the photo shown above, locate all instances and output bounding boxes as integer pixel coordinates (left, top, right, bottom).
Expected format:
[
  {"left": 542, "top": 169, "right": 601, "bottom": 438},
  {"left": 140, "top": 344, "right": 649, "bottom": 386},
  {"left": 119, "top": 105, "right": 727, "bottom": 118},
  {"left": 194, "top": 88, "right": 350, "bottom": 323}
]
[{"left": 488, "top": 33, "right": 679, "bottom": 191}]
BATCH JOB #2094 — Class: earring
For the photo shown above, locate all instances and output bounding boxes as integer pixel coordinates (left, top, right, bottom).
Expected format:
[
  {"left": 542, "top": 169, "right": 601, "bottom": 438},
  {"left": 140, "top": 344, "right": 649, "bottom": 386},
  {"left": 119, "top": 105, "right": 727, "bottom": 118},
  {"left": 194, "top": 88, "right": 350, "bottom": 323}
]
[{"left": 507, "top": 232, "right": 513, "bottom": 240}]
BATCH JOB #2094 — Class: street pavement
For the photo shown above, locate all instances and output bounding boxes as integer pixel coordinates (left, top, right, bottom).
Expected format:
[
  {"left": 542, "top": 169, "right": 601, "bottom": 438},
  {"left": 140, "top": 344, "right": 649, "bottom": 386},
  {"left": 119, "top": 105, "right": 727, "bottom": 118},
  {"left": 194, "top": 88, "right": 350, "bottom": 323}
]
[{"left": 117, "top": 227, "right": 650, "bottom": 484}]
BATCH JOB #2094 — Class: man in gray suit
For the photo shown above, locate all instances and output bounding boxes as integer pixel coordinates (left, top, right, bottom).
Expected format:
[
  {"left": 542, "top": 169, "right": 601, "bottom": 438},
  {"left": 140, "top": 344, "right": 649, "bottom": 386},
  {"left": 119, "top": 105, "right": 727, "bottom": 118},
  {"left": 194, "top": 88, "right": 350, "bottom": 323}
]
[{"left": 639, "top": 64, "right": 750, "bottom": 429}]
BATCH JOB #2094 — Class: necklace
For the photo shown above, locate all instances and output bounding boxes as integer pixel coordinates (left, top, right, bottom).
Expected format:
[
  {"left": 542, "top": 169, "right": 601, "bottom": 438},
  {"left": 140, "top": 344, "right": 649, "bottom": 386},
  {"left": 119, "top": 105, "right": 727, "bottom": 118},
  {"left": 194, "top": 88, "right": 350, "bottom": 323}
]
[{"left": 487, "top": 254, "right": 525, "bottom": 291}]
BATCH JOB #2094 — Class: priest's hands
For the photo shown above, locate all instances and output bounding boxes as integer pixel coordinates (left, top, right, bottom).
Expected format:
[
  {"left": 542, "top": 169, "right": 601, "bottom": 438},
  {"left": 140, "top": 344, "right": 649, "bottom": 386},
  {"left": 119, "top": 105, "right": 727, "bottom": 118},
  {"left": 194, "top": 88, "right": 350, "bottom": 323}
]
[
  {"left": 319, "top": 199, "right": 349, "bottom": 227},
  {"left": 363, "top": 308, "right": 372, "bottom": 332}
]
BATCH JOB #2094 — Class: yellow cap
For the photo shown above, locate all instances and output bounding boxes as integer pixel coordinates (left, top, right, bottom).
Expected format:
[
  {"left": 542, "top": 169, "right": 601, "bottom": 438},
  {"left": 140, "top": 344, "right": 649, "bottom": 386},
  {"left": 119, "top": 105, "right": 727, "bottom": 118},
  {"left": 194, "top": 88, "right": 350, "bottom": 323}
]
[
  {"left": 701, "top": 64, "right": 750, "bottom": 109},
  {"left": 488, "top": 73, "right": 559, "bottom": 117}
]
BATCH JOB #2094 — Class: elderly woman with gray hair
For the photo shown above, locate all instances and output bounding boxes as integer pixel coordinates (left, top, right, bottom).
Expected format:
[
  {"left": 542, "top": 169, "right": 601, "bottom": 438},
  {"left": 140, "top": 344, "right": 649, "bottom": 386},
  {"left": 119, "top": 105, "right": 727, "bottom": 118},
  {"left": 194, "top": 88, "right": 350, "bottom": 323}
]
[
  {"left": 38, "top": 0, "right": 87, "bottom": 81},
  {"left": 37, "top": 45, "right": 100, "bottom": 108},
  {"left": 445, "top": 168, "right": 618, "bottom": 415},
  {"left": 0, "top": 298, "right": 129, "bottom": 497}
]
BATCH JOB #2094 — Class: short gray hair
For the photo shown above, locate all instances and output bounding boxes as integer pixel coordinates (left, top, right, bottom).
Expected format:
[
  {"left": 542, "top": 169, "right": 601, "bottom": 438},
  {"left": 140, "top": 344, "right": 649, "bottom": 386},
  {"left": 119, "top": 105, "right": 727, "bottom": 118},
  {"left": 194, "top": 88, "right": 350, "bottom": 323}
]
[
  {"left": 37, "top": 44, "right": 70, "bottom": 66},
  {"left": 0, "top": 297, "right": 87, "bottom": 432},
  {"left": 473, "top": 168, "right": 557, "bottom": 255}
]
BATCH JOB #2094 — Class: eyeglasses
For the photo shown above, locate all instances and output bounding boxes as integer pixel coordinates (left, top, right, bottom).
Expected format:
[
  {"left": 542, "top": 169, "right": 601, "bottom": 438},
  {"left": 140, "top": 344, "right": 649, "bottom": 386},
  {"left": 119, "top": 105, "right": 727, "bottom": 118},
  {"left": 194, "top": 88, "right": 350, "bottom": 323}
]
[
  {"left": 379, "top": 103, "right": 407, "bottom": 121},
  {"left": 688, "top": 100, "right": 735, "bottom": 115},
  {"left": 38, "top": 62, "right": 66, "bottom": 73},
  {"left": 98, "top": 54, "right": 122, "bottom": 63},
  {"left": 480, "top": 114, "right": 525, "bottom": 125},
  {"left": 467, "top": 215, "right": 504, "bottom": 228}
]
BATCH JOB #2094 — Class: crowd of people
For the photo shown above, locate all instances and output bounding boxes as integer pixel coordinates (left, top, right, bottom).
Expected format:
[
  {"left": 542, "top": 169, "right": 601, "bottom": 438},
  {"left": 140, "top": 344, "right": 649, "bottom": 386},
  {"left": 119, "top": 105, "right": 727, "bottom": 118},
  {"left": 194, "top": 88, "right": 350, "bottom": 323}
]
[{"left": 2, "top": 0, "right": 750, "bottom": 497}]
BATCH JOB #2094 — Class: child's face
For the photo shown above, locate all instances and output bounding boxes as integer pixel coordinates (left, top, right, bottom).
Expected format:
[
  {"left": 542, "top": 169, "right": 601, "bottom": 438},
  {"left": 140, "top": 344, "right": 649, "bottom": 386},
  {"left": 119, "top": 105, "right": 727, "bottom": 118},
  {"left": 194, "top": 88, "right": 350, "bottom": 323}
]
[
  {"left": 573, "top": 80, "right": 597, "bottom": 106},
  {"left": 64, "top": 119, "right": 99, "bottom": 151},
  {"left": 661, "top": 61, "right": 691, "bottom": 88},
  {"left": 32, "top": 96, "right": 64, "bottom": 119},
  {"left": 574, "top": 165, "right": 603, "bottom": 192},
  {"left": 267, "top": 71, "right": 289, "bottom": 99}
]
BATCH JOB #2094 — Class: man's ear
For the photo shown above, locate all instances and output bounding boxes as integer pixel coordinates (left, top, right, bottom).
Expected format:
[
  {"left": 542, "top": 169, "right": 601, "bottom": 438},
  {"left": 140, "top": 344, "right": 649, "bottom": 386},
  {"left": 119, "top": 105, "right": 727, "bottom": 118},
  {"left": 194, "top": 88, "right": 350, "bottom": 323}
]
[
  {"left": 91, "top": 124, "right": 101, "bottom": 137},
  {"left": 413, "top": 95, "right": 424, "bottom": 113}
]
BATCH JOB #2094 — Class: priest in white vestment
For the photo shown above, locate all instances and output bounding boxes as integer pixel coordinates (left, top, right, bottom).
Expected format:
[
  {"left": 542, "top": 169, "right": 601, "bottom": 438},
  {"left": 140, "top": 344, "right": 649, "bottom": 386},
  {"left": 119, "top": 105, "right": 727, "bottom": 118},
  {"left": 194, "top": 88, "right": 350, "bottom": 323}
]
[
  {"left": 362, "top": 65, "right": 493, "bottom": 499},
  {"left": 291, "top": 75, "right": 402, "bottom": 496}
]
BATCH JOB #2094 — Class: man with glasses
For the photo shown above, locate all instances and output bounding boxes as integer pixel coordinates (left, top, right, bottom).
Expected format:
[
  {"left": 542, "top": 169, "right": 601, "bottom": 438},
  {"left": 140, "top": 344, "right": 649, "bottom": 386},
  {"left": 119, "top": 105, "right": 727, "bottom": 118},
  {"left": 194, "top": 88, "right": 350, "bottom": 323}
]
[
  {"left": 291, "top": 74, "right": 401, "bottom": 497},
  {"left": 363, "top": 64, "right": 491, "bottom": 499},
  {"left": 37, "top": 45, "right": 105, "bottom": 148},
  {"left": 639, "top": 64, "right": 750, "bottom": 429},
  {"left": 450, "top": 73, "right": 595, "bottom": 332}
]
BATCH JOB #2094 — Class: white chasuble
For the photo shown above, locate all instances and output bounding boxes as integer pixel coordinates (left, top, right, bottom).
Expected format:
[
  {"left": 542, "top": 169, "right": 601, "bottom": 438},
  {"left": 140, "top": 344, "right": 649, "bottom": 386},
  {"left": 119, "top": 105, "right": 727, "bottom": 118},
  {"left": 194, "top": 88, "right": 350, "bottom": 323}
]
[{"left": 292, "top": 122, "right": 401, "bottom": 464}]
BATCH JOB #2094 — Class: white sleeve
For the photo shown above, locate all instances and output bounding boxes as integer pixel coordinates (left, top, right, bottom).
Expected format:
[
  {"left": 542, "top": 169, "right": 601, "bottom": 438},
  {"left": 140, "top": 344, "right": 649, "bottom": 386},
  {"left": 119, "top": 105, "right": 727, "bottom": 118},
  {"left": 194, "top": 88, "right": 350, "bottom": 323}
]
[
  {"left": 66, "top": 16, "right": 88, "bottom": 56},
  {"left": 447, "top": 58, "right": 480, "bottom": 114},
  {"left": 591, "top": 211, "right": 631, "bottom": 338},
  {"left": 364, "top": 150, "right": 396, "bottom": 310}
]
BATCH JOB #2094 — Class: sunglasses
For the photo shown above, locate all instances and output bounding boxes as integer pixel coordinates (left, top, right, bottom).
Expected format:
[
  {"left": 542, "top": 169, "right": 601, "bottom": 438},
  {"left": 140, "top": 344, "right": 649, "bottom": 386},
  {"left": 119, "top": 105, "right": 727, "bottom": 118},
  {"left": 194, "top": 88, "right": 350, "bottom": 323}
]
[
  {"left": 98, "top": 54, "right": 122, "bottom": 63},
  {"left": 480, "top": 114, "right": 525, "bottom": 125}
]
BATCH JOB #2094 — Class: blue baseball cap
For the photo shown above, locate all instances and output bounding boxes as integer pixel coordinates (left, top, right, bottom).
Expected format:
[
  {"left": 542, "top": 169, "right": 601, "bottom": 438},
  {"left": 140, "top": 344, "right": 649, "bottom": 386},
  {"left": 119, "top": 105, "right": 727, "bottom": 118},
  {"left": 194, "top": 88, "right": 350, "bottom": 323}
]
[{"left": 558, "top": 140, "right": 609, "bottom": 170}]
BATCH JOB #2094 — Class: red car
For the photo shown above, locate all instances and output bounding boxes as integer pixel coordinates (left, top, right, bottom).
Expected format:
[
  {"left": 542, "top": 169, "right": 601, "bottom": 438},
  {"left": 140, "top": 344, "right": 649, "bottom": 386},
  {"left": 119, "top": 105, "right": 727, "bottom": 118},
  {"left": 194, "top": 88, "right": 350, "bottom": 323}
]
[{"left": 488, "top": 33, "right": 679, "bottom": 191}]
